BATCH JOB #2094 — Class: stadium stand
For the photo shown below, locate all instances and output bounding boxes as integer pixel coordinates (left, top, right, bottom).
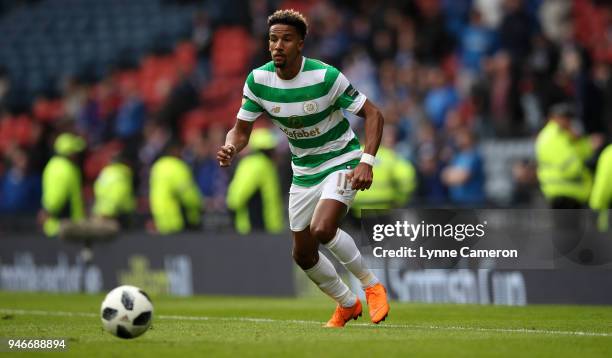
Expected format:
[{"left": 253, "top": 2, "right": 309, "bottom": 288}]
[{"left": 0, "top": 0, "right": 611, "bottom": 233}]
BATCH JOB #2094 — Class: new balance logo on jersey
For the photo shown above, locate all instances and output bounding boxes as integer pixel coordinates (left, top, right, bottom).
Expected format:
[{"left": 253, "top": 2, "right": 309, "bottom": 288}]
[{"left": 281, "top": 127, "right": 321, "bottom": 139}]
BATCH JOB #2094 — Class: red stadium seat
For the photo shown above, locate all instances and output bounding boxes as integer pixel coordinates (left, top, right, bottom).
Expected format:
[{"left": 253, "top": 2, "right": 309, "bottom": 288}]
[
  {"left": 0, "top": 114, "right": 36, "bottom": 153},
  {"left": 174, "top": 41, "right": 197, "bottom": 75},
  {"left": 211, "top": 27, "right": 253, "bottom": 77},
  {"left": 139, "top": 55, "right": 181, "bottom": 110},
  {"left": 200, "top": 76, "right": 243, "bottom": 104},
  {"left": 180, "top": 108, "right": 210, "bottom": 143},
  {"left": 32, "top": 98, "right": 64, "bottom": 123}
]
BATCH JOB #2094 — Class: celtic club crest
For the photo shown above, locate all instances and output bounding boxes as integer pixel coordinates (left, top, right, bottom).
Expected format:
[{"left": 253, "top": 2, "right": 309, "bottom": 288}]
[{"left": 303, "top": 101, "right": 318, "bottom": 114}]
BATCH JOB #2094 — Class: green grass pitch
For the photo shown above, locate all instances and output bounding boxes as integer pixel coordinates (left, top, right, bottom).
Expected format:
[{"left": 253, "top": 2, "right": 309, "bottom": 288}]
[{"left": 0, "top": 291, "right": 611, "bottom": 357}]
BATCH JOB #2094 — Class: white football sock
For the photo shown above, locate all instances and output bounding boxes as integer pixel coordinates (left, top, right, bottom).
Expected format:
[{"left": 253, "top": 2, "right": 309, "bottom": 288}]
[
  {"left": 325, "top": 229, "right": 379, "bottom": 289},
  {"left": 304, "top": 252, "right": 357, "bottom": 308}
]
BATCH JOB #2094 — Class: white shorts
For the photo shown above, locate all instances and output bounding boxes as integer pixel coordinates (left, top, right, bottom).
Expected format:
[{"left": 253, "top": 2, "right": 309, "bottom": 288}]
[{"left": 288, "top": 169, "right": 357, "bottom": 232}]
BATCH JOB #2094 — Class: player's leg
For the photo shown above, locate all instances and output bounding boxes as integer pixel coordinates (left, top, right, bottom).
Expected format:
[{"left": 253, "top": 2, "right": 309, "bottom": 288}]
[
  {"left": 289, "top": 182, "right": 361, "bottom": 327},
  {"left": 311, "top": 199, "right": 378, "bottom": 288},
  {"left": 310, "top": 170, "right": 389, "bottom": 323},
  {"left": 292, "top": 228, "right": 362, "bottom": 327},
  {"left": 292, "top": 228, "right": 358, "bottom": 309}
]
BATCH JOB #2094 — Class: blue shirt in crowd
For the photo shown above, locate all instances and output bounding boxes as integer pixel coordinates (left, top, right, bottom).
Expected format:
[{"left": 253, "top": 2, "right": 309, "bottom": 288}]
[
  {"left": 448, "top": 149, "right": 485, "bottom": 205},
  {"left": 0, "top": 170, "right": 41, "bottom": 213},
  {"left": 460, "top": 25, "right": 497, "bottom": 73}
]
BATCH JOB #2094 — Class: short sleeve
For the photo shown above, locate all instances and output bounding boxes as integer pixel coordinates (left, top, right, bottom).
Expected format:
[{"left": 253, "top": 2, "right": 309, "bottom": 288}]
[
  {"left": 331, "top": 72, "right": 367, "bottom": 114},
  {"left": 237, "top": 73, "right": 264, "bottom": 121}
]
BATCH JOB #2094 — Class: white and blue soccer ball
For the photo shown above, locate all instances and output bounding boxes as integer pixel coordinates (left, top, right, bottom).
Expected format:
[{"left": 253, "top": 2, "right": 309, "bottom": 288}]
[{"left": 100, "top": 285, "right": 153, "bottom": 339}]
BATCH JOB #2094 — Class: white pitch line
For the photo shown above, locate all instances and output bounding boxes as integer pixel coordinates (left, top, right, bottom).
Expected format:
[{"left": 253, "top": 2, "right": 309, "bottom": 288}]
[{"left": 1, "top": 308, "right": 611, "bottom": 338}]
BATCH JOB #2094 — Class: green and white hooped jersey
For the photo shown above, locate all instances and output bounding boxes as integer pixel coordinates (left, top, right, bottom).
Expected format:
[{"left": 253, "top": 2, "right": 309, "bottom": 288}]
[{"left": 237, "top": 57, "right": 367, "bottom": 187}]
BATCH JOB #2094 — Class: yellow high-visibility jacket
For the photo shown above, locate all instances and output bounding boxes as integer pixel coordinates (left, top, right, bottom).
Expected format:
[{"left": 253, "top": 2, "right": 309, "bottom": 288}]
[
  {"left": 226, "top": 152, "right": 284, "bottom": 234},
  {"left": 535, "top": 121, "right": 593, "bottom": 203},
  {"left": 150, "top": 156, "right": 202, "bottom": 234},
  {"left": 352, "top": 146, "right": 416, "bottom": 217},
  {"left": 42, "top": 156, "right": 85, "bottom": 236},
  {"left": 93, "top": 162, "right": 136, "bottom": 218},
  {"left": 589, "top": 144, "right": 612, "bottom": 231}
]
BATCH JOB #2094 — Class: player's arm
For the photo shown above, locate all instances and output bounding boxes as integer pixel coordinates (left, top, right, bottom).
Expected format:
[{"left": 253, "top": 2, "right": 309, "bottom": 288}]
[
  {"left": 219, "top": 74, "right": 265, "bottom": 167},
  {"left": 357, "top": 99, "right": 384, "bottom": 161},
  {"left": 348, "top": 99, "right": 384, "bottom": 191},
  {"left": 217, "top": 119, "right": 254, "bottom": 167}
]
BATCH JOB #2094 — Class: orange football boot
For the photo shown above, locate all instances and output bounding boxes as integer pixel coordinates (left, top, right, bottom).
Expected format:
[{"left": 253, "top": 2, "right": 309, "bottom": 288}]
[
  {"left": 365, "top": 283, "right": 390, "bottom": 324},
  {"left": 324, "top": 298, "right": 362, "bottom": 328}
]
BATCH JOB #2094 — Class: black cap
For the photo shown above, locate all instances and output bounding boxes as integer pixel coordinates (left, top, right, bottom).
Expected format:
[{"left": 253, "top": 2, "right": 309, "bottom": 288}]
[{"left": 549, "top": 103, "right": 577, "bottom": 119}]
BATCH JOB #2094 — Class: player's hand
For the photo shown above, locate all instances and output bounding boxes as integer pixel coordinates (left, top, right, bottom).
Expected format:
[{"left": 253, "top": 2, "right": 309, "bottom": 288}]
[
  {"left": 346, "top": 163, "right": 373, "bottom": 191},
  {"left": 217, "top": 144, "right": 236, "bottom": 167}
]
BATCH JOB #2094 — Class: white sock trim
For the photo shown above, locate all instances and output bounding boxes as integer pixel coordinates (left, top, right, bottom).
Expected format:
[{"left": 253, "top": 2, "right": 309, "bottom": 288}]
[
  {"left": 340, "top": 252, "right": 361, "bottom": 266},
  {"left": 304, "top": 255, "right": 324, "bottom": 274},
  {"left": 302, "top": 252, "right": 356, "bottom": 307},
  {"left": 325, "top": 229, "right": 380, "bottom": 289},
  {"left": 324, "top": 229, "right": 341, "bottom": 250}
]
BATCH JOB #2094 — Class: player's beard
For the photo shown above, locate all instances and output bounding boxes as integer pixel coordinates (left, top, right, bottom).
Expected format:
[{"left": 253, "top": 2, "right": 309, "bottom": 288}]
[{"left": 273, "top": 58, "right": 286, "bottom": 68}]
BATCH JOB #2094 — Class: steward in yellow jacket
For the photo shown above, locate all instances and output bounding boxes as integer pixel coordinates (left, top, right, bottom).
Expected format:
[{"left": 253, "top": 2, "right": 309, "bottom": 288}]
[
  {"left": 589, "top": 144, "right": 612, "bottom": 231},
  {"left": 42, "top": 133, "right": 86, "bottom": 237},
  {"left": 226, "top": 128, "right": 284, "bottom": 234},
  {"left": 351, "top": 145, "right": 416, "bottom": 218},
  {"left": 535, "top": 104, "right": 599, "bottom": 208},
  {"left": 93, "top": 154, "right": 136, "bottom": 228},
  {"left": 150, "top": 142, "right": 203, "bottom": 234}
]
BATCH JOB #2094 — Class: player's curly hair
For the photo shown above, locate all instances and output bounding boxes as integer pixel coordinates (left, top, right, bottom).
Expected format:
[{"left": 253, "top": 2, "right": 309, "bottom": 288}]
[{"left": 267, "top": 9, "right": 308, "bottom": 39}]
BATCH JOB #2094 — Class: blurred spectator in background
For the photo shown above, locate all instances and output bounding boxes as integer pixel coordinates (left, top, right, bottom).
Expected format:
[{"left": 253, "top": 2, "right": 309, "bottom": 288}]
[
  {"left": 414, "top": 121, "right": 448, "bottom": 205},
  {"left": 495, "top": 0, "right": 538, "bottom": 135},
  {"left": 114, "top": 81, "right": 146, "bottom": 143},
  {"left": 0, "top": 147, "right": 41, "bottom": 214},
  {"left": 499, "top": 0, "right": 537, "bottom": 63},
  {"left": 192, "top": 10, "right": 213, "bottom": 83},
  {"left": 539, "top": 0, "right": 572, "bottom": 44},
  {"left": 474, "top": 0, "right": 504, "bottom": 28},
  {"left": 589, "top": 144, "right": 612, "bottom": 231},
  {"left": 76, "top": 85, "right": 107, "bottom": 146},
  {"left": 484, "top": 51, "right": 521, "bottom": 136},
  {"left": 149, "top": 141, "right": 202, "bottom": 234},
  {"left": 511, "top": 159, "right": 539, "bottom": 206},
  {"left": 185, "top": 126, "right": 229, "bottom": 213},
  {"left": 138, "top": 122, "right": 171, "bottom": 197},
  {"left": 226, "top": 128, "right": 284, "bottom": 234},
  {"left": 414, "top": 0, "right": 454, "bottom": 63},
  {"left": 93, "top": 153, "right": 136, "bottom": 229},
  {"left": 442, "top": 127, "right": 486, "bottom": 206},
  {"left": 535, "top": 103, "right": 603, "bottom": 209},
  {"left": 351, "top": 125, "right": 416, "bottom": 218},
  {"left": 40, "top": 133, "right": 86, "bottom": 237},
  {"left": 457, "top": 9, "right": 497, "bottom": 92},
  {"left": 423, "top": 66, "right": 459, "bottom": 129}
]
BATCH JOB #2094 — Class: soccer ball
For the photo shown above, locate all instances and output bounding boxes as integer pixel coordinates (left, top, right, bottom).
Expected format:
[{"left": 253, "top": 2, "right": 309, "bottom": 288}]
[{"left": 100, "top": 285, "right": 153, "bottom": 339}]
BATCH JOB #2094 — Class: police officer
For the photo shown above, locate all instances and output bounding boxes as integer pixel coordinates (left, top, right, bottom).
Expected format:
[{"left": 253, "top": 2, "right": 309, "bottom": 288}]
[
  {"left": 226, "top": 128, "right": 284, "bottom": 234},
  {"left": 535, "top": 104, "right": 603, "bottom": 208},
  {"left": 590, "top": 144, "right": 612, "bottom": 231},
  {"left": 150, "top": 141, "right": 203, "bottom": 234},
  {"left": 93, "top": 153, "right": 136, "bottom": 228},
  {"left": 351, "top": 126, "right": 416, "bottom": 218},
  {"left": 41, "top": 133, "right": 86, "bottom": 237}
]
